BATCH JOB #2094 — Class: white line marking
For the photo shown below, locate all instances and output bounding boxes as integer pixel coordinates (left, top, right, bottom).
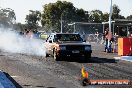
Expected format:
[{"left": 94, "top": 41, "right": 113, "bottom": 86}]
[
  {"left": 11, "top": 76, "right": 19, "bottom": 78},
  {"left": 114, "top": 57, "right": 121, "bottom": 59},
  {"left": 114, "top": 56, "right": 132, "bottom": 62}
]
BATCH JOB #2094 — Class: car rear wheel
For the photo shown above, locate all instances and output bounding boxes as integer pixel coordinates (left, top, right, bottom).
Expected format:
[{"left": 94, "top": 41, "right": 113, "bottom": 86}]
[
  {"left": 85, "top": 54, "right": 91, "bottom": 61},
  {"left": 87, "top": 54, "right": 91, "bottom": 58}
]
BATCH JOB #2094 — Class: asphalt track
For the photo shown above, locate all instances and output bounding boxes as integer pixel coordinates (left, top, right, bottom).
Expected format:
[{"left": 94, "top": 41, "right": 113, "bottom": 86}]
[{"left": 0, "top": 43, "right": 132, "bottom": 88}]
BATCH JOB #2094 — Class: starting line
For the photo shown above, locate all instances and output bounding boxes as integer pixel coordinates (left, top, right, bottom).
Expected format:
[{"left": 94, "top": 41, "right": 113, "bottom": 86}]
[{"left": 114, "top": 56, "right": 132, "bottom": 62}]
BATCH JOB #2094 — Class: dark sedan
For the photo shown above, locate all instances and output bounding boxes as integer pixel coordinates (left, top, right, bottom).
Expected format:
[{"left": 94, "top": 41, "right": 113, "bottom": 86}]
[{"left": 45, "top": 33, "right": 92, "bottom": 61}]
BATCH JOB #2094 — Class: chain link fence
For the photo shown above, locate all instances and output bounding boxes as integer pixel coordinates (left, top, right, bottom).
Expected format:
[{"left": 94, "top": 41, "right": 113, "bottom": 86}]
[{"left": 72, "top": 23, "right": 105, "bottom": 44}]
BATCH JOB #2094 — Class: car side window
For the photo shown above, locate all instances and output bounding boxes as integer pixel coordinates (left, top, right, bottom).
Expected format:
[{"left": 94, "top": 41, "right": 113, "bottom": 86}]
[
  {"left": 46, "top": 35, "right": 50, "bottom": 42},
  {"left": 47, "top": 35, "right": 54, "bottom": 43},
  {"left": 53, "top": 35, "right": 58, "bottom": 42}
]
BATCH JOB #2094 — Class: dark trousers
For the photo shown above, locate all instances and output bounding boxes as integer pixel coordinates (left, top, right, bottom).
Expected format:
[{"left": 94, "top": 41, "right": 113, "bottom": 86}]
[{"left": 105, "top": 39, "right": 112, "bottom": 52}]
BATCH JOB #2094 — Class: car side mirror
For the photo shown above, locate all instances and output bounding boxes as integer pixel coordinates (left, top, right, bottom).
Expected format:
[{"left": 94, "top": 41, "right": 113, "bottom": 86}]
[{"left": 49, "top": 40, "right": 52, "bottom": 43}]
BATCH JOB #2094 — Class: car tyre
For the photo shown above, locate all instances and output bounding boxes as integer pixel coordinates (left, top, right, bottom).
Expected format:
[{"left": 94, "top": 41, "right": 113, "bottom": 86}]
[
  {"left": 85, "top": 54, "right": 91, "bottom": 62},
  {"left": 46, "top": 53, "right": 49, "bottom": 57},
  {"left": 86, "top": 54, "right": 91, "bottom": 58}
]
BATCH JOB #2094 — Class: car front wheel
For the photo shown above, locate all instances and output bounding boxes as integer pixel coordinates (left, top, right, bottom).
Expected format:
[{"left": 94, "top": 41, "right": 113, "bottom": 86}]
[
  {"left": 53, "top": 51, "right": 60, "bottom": 61},
  {"left": 46, "top": 53, "right": 49, "bottom": 57}
]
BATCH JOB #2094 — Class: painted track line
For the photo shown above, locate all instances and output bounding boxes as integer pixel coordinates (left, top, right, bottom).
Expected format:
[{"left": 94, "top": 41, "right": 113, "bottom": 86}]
[{"left": 114, "top": 56, "right": 132, "bottom": 62}]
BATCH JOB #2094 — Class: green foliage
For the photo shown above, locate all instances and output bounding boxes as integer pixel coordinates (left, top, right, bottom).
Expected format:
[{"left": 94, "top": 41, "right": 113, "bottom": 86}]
[
  {"left": 41, "top": 1, "right": 130, "bottom": 32},
  {"left": 13, "top": 23, "right": 27, "bottom": 32},
  {"left": 112, "top": 4, "right": 125, "bottom": 20},
  {"left": 22, "top": 1, "right": 131, "bottom": 33},
  {"left": 89, "top": 10, "right": 103, "bottom": 23},
  {"left": 41, "top": 1, "right": 86, "bottom": 32},
  {"left": 75, "top": 9, "right": 88, "bottom": 22},
  {"left": 25, "top": 10, "right": 41, "bottom": 30},
  {"left": 127, "top": 15, "right": 132, "bottom": 20},
  {"left": 0, "top": 8, "right": 16, "bottom": 27},
  {"left": 102, "top": 12, "right": 109, "bottom": 22}
]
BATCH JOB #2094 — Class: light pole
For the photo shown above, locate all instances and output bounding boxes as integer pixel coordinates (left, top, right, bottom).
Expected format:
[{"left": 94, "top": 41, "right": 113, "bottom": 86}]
[
  {"left": 68, "top": 23, "right": 76, "bottom": 33},
  {"left": 60, "top": 14, "right": 63, "bottom": 33},
  {"left": 73, "top": 23, "right": 76, "bottom": 33},
  {"left": 108, "top": 0, "right": 113, "bottom": 51}
]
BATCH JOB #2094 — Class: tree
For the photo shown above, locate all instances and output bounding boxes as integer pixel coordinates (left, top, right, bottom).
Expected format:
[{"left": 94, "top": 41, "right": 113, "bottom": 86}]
[
  {"left": 112, "top": 4, "right": 125, "bottom": 20},
  {"left": 75, "top": 9, "right": 87, "bottom": 22},
  {"left": 13, "top": 23, "right": 27, "bottom": 32},
  {"left": 0, "top": 8, "right": 16, "bottom": 27},
  {"left": 127, "top": 15, "right": 132, "bottom": 20},
  {"left": 25, "top": 10, "right": 41, "bottom": 29},
  {"left": 41, "top": 1, "right": 86, "bottom": 32},
  {"left": 102, "top": 12, "right": 109, "bottom": 22},
  {"left": 89, "top": 10, "right": 103, "bottom": 23}
]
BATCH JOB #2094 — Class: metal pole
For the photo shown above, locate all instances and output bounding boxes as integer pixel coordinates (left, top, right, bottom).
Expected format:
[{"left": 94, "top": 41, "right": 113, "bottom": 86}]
[
  {"left": 61, "top": 15, "right": 63, "bottom": 33},
  {"left": 73, "top": 23, "right": 75, "bottom": 33},
  {"left": 127, "top": 26, "right": 129, "bottom": 37},
  {"left": 113, "top": 23, "right": 115, "bottom": 35},
  {"left": 103, "top": 24, "right": 105, "bottom": 33},
  {"left": 108, "top": 0, "right": 113, "bottom": 49}
]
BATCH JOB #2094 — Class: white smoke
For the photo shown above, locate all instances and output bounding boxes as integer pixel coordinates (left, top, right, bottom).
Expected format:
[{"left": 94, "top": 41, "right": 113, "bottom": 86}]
[{"left": 0, "top": 28, "right": 46, "bottom": 56}]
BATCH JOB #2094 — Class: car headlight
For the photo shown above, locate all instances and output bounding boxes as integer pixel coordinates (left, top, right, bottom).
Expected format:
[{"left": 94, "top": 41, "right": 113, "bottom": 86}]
[
  {"left": 85, "top": 46, "right": 91, "bottom": 50},
  {"left": 59, "top": 46, "right": 66, "bottom": 50}
]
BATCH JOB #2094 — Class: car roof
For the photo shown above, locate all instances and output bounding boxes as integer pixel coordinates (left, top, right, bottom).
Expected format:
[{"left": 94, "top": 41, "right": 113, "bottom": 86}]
[{"left": 51, "top": 33, "right": 79, "bottom": 35}]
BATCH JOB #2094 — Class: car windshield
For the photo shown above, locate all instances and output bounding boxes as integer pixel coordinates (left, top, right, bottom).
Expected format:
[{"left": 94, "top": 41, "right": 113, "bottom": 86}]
[{"left": 55, "top": 34, "right": 83, "bottom": 41}]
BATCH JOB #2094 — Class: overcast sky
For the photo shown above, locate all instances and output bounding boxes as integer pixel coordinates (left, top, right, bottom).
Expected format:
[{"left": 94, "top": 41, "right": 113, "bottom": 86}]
[{"left": 0, "top": 0, "right": 132, "bottom": 23}]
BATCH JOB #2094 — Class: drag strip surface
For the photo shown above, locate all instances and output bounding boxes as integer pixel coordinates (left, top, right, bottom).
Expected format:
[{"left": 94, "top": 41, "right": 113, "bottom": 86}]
[{"left": 0, "top": 44, "right": 131, "bottom": 88}]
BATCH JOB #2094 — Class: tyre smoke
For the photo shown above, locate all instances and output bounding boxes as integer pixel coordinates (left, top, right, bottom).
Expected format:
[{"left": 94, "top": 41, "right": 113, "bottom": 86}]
[{"left": 0, "top": 28, "right": 46, "bottom": 56}]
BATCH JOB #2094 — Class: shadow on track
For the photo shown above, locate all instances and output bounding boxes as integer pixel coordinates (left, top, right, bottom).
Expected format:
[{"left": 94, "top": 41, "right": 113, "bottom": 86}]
[{"left": 58, "top": 57, "right": 117, "bottom": 63}]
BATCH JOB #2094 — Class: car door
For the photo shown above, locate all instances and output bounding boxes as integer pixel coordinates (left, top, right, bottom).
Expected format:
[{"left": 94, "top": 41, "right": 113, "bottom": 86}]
[
  {"left": 48, "top": 34, "right": 58, "bottom": 55},
  {"left": 45, "top": 35, "right": 53, "bottom": 55}
]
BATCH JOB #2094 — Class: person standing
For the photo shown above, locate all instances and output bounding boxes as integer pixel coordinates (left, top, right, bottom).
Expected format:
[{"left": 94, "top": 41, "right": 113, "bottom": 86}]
[
  {"left": 104, "top": 30, "right": 108, "bottom": 52},
  {"left": 104, "top": 28, "right": 113, "bottom": 52}
]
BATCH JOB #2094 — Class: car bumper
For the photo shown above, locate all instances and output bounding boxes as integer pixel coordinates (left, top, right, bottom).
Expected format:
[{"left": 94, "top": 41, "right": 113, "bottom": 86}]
[{"left": 56, "top": 50, "right": 92, "bottom": 58}]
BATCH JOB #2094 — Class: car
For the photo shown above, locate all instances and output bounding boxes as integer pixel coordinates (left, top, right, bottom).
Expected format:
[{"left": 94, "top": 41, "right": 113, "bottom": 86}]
[{"left": 45, "top": 33, "right": 92, "bottom": 61}]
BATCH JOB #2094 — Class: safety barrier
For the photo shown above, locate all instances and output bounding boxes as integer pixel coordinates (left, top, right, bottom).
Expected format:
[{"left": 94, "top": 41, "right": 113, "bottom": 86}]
[{"left": 118, "top": 37, "right": 132, "bottom": 56}]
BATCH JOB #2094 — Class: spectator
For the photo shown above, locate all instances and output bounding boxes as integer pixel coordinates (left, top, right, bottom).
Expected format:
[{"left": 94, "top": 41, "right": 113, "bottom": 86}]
[
  {"left": 25, "top": 29, "right": 33, "bottom": 39},
  {"left": 33, "top": 30, "right": 39, "bottom": 38},
  {"left": 95, "top": 32, "right": 99, "bottom": 43},
  {"left": 128, "top": 31, "right": 132, "bottom": 37},
  {"left": 19, "top": 31, "right": 24, "bottom": 36},
  {"left": 104, "top": 29, "right": 113, "bottom": 52}
]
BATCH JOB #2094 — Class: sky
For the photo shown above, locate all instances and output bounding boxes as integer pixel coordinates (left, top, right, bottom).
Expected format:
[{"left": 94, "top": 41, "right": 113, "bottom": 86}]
[{"left": 0, "top": 0, "right": 132, "bottom": 24}]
